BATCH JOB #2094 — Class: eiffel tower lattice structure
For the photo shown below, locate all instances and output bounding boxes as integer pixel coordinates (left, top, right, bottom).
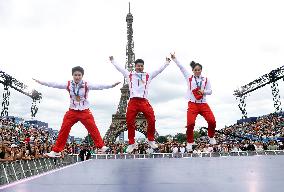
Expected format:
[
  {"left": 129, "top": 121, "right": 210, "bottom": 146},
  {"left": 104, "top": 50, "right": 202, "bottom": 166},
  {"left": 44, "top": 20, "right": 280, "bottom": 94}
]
[{"left": 103, "top": 3, "right": 159, "bottom": 144}]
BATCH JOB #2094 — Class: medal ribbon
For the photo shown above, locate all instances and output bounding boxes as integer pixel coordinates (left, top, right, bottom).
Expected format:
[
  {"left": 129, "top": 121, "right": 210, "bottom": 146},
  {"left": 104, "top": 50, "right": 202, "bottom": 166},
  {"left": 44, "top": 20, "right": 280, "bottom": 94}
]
[
  {"left": 136, "top": 73, "right": 145, "bottom": 84},
  {"left": 194, "top": 76, "right": 202, "bottom": 89},
  {"left": 71, "top": 80, "right": 83, "bottom": 98}
]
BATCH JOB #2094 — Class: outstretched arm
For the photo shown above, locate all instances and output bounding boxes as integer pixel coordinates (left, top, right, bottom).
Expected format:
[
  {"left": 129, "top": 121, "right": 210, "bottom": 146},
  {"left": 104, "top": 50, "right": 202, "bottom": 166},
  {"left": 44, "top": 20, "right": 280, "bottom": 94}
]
[
  {"left": 88, "top": 82, "right": 121, "bottom": 90},
  {"left": 149, "top": 57, "right": 171, "bottom": 80},
  {"left": 32, "top": 78, "right": 67, "bottom": 89},
  {"left": 171, "top": 53, "right": 190, "bottom": 80},
  {"left": 109, "top": 56, "right": 129, "bottom": 77}
]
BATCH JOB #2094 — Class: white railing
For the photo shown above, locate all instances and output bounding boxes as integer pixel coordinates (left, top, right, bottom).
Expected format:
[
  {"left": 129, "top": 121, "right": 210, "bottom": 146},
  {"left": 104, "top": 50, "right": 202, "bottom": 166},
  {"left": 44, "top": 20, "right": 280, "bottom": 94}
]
[{"left": 71, "top": 150, "right": 284, "bottom": 160}]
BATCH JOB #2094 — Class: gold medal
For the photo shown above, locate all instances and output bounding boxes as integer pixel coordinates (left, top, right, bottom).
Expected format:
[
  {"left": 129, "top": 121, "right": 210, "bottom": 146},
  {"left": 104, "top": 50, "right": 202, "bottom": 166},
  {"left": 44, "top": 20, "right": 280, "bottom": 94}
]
[{"left": 75, "top": 96, "right": 81, "bottom": 102}]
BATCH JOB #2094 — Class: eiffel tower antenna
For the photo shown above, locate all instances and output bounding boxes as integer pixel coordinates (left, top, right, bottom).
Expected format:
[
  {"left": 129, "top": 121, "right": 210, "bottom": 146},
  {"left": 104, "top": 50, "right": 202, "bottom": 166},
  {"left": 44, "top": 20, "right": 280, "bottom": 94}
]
[
  {"left": 125, "top": 2, "right": 135, "bottom": 74},
  {"left": 104, "top": 3, "right": 159, "bottom": 143}
]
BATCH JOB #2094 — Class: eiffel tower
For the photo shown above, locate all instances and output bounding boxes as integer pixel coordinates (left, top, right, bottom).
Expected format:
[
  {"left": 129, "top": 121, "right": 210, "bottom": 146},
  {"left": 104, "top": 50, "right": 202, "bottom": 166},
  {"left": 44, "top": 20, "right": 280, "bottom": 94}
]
[{"left": 104, "top": 3, "right": 159, "bottom": 144}]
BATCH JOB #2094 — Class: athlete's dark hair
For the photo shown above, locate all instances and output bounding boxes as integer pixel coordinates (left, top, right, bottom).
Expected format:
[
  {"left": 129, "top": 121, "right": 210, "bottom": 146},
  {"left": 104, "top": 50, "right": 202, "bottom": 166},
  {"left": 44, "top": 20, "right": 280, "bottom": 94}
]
[
  {"left": 72, "top": 66, "right": 84, "bottom": 75},
  {"left": 190, "top": 61, "right": 202, "bottom": 70},
  {"left": 134, "top": 59, "right": 144, "bottom": 65}
]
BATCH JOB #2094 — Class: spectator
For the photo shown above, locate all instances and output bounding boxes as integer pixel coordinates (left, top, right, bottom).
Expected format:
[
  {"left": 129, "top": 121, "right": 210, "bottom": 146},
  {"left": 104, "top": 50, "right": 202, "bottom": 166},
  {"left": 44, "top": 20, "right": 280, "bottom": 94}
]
[
  {"left": 180, "top": 144, "right": 186, "bottom": 153},
  {"left": 267, "top": 141, "right": 278, "bottom": 150},
  {"left": 79, "top": 145, "right": 91, "bottom": 161},
  {"left": 172, "top": 144, "right": 179, "bottom": 154}
]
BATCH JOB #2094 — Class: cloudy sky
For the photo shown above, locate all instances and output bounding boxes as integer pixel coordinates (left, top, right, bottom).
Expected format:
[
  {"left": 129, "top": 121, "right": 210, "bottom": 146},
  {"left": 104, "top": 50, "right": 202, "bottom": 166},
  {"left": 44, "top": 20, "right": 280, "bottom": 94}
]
[{"left": 0, "top": 0, "right": 284, "bottom": 139}]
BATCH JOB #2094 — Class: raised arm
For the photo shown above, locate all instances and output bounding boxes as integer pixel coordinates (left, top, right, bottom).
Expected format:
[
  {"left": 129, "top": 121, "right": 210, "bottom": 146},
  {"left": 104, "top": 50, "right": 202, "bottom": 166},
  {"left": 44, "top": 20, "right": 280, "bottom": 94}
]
[
  {"left": 32, "top": 78, "right": 67, "bottom": 89},
  {"left": 171, "top": 53, "right": 190, "bottom": 80},
  {"left": 109, "top": 56, "right": 129, "bottom": 77},
  {"left": 149, "top": 57, "right": 171, "bottom": 80},
  {"left": 88, "top": 82, "right": 121, "bottom": 90}
]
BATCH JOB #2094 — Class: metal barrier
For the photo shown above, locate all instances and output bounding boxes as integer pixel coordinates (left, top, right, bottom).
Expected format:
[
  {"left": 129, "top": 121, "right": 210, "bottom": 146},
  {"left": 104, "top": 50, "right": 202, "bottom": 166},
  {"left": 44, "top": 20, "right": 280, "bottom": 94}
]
[
  {"left": 86, "top": 150, "right": 284, "bottom": 160},
  {"left": 0, "top": 150, "right": 283, "bottom": 186},
  {"left": 0, "top": 155, "right": 77, "bottom": 186}
]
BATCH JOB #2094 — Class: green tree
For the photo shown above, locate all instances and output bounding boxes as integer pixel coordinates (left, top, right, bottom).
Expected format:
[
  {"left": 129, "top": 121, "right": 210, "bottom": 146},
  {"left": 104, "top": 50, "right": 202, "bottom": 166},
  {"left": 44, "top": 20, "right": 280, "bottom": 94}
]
[
  {"left": 84, "top": 133, "right": 94, "bottom": 145},
  {"left": 157, "top": 136, "right": 168, "bottom": 143},
  {"left": 193, "top": 130, "right": 200, "bottom": 139},
  {"left": 174, "top": 133, "right": 187, "bottom": 143},
  {"left": 199, "top": 128, "right": 208, "bottom": 137}
]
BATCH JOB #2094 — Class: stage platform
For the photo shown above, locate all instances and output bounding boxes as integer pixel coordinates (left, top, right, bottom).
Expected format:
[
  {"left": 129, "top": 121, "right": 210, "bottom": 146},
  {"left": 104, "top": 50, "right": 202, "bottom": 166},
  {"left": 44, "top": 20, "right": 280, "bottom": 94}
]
[{"left": 1, "top": 155, "right": 284, "bottom": 192}]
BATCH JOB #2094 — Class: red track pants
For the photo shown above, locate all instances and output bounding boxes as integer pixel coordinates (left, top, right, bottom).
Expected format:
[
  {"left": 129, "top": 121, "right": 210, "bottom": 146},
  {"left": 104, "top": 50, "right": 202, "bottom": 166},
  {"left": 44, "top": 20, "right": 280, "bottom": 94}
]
[
  {"left": 187, "top": 102, "right": 216, "bottom": 143},
  {"left": 52, "top": 109, "right": 104, "bottom": 152},
  {"left": 126, "top": 98, "right": 156, "bottom": 144}
]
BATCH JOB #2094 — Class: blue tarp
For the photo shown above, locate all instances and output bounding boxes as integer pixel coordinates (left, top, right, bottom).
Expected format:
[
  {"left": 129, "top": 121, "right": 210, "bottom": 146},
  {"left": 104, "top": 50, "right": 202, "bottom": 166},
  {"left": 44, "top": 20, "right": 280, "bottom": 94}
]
[{"left": 237, "top": 117, "right": 258, "bottom": 124}]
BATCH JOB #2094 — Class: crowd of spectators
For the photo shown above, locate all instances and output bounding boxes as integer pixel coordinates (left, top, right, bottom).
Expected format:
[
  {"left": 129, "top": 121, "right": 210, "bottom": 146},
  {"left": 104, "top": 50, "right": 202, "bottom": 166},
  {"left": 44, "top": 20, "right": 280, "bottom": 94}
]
[
  {"left": 0, "top": 118, "right": 55, "bottom": 161},
  {"left": 104, "top": 113, "right": 284, "bottom": 154},
  {"left": 1, "top": 112, "right": 284, "bottom": 161}
]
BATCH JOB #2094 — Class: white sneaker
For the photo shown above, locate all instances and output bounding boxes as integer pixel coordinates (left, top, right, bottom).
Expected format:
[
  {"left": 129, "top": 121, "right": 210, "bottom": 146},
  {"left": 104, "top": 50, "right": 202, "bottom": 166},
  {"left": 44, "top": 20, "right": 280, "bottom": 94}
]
[
  {"left": 46, "top": 151, "right": 61, "bottom": 158},
  {"left": 126, "top": 143, "right": 138, "bottom": 153},
  {"left": 209, "top": 137, "right": 217, "bottom": 145},
  {"left": 147, "top": 139, "right": 158, "bottom": 149},
  {"left": 98, "top": 146, "right": 109, "bottom": 154},
  {"left": 186, "top": 143, "right": 193, "bottom": 152}
]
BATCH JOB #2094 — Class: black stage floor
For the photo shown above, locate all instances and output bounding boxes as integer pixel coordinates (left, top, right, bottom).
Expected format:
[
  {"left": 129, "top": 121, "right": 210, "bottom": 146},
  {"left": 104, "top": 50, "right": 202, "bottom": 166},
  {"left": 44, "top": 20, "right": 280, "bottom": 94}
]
[{"left": 1, "top": 156, "right": 284, "bottom": 192}]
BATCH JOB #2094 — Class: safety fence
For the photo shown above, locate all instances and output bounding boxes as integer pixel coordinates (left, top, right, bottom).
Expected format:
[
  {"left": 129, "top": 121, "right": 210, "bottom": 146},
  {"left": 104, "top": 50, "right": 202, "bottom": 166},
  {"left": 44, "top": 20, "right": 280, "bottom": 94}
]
[
  {"left": 86, "top": 150, "right": 284, "bottom": 160},
  {"left": 1, "top": 150, "right": 283, "bottom": 186},
  {"left": 0, "top": 155, "right": 77, "bottom": 186}
]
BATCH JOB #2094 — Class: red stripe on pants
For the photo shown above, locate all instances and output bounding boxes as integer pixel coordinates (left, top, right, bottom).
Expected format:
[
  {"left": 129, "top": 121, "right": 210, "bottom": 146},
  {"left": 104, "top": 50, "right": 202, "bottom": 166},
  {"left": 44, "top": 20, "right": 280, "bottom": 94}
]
[
  {"left": 186, "top": 102, "right": 216, "bottom": 143},
  {"left": 52, "top": 109, "right": 104, "bottom": 152},
  {"left": 126, "top": 98, "right": 156, "bottom": 145}
]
